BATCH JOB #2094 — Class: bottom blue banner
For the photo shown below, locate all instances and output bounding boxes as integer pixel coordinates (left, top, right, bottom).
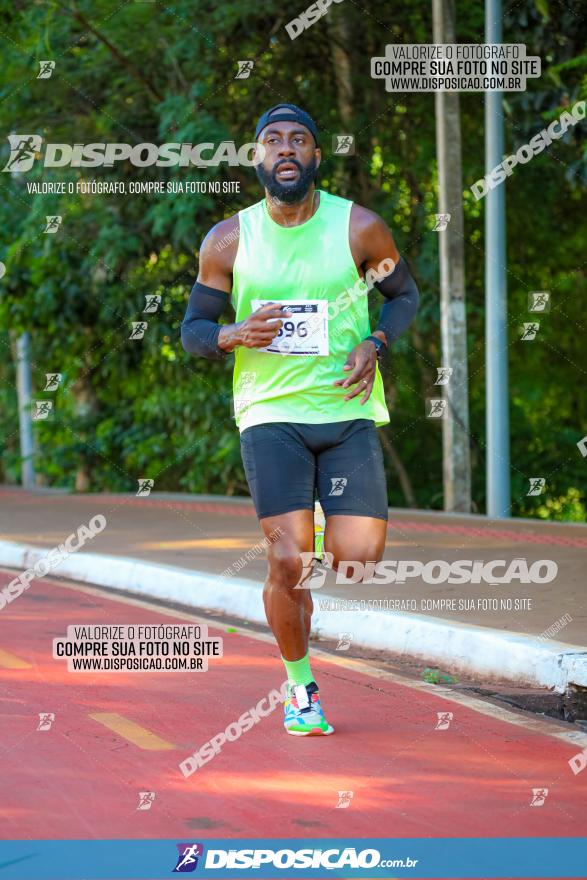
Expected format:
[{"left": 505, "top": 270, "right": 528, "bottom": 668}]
[{"left": 0, "top": 838, "right": 585, "bottom": 879}]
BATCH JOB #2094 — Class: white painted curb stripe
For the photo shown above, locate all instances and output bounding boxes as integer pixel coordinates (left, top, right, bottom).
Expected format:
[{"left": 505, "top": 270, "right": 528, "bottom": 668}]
[{"left": 1, "top": 539, "right": 586, "bottom": 693}]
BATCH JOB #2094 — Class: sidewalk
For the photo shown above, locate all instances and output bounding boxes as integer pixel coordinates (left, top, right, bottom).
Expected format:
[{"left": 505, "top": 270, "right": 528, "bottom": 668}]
[{"left": 1, "top": 486, "right": 586, "bottom": 692}]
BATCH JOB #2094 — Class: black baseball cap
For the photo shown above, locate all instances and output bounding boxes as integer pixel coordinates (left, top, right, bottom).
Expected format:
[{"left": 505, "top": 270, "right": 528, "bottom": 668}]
[{"left": 255, "top": 103, "right": 319, "bottom": 146}]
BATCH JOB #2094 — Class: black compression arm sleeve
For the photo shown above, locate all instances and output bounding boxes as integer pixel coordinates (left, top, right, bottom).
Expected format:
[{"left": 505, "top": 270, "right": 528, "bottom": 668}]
[
  {"left": 181, "top": 281, "right": 229, "bottom": 361},
  {"left": 374, "top": 257, "right": 419, "bottom": 346}
]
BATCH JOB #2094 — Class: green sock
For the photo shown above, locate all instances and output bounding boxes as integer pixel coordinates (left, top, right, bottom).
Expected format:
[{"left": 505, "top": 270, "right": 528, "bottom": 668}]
[{"left": 281, "top": 652, "right": 314, "bottom": 687}]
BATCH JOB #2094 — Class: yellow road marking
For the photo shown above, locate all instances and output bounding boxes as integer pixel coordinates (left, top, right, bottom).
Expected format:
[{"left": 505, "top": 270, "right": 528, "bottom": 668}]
[
  {"left": 136, "top": 538, "right": 254, "bottom": 550},
  {"left": 89, "top": 712, "right": 175, "bottom": 750},
  {"left": 0, "top": 648, "right": 32, "bottom": 669}
]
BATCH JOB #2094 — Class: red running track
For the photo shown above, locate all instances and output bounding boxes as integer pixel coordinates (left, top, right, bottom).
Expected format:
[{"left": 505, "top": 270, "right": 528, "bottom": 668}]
[{"left": 0, "top": 569, "right": 585, "bottom": 877}]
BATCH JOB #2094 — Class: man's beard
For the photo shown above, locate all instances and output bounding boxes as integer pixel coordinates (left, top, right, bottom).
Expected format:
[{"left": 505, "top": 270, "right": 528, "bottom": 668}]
[{"left": 255, "top": 156, "right": 317, "bottom": 204}]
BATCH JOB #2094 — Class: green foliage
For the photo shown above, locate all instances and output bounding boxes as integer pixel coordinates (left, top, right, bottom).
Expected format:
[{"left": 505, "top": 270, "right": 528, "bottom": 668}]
[
  {"left": 0, "top": 0, "right": 585, "bottom": 519},
  {"left": 422, "top": 667, "right": 459, "bottom": 685}
]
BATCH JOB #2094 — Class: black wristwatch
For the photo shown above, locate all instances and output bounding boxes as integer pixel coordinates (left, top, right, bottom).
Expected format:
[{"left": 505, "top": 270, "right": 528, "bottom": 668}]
[{"left": 365, "top": 334, "right": 388, "bottom": 364}]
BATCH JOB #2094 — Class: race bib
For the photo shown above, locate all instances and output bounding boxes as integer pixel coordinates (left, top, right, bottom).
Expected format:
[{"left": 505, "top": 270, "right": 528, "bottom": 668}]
[{"left": 251, "top": 299, "right": 329, "bottom": 356}]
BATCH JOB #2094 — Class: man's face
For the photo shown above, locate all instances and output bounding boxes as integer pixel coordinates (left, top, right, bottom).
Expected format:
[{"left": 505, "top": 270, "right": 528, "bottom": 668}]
[{"left": 255, "top": 120, "right": 320, "bottom": 204}]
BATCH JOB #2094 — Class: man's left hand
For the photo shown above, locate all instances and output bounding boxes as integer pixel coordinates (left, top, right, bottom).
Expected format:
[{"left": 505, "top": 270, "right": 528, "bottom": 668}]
[{"left": 333, "top": 340, "right": 377, "bottom": 404}]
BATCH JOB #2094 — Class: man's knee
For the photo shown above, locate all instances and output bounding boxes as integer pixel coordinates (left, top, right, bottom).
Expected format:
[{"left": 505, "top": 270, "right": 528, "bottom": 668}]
[{"left": 267, "top": 541, "right": 304, "bottom": 589}]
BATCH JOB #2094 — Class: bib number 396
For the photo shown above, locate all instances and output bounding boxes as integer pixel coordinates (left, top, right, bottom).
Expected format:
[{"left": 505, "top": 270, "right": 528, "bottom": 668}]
[{"left": 251, "top": 299, "right": 329, "bottom": 356}]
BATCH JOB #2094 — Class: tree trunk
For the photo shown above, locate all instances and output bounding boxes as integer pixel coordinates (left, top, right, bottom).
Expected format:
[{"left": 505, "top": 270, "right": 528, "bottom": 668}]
[
  {"left": 432, "top": 0, "right": 472, "bottom": 512},
  {"left": 380, "top": 430, "right": 417, "bottom": 508},
  {"left": 71, "top": 349, "right": 99, "bottom": 492},
  {"left": 326, "top": 10, "right": 369, "bottom": 203}
]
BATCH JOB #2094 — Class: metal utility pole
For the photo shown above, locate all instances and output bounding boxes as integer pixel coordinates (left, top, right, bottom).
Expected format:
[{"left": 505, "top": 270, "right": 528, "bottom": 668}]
[
  {"left": 485, "top": 0, "right": 511, "bottom": 517},
  {"left": 432, "top": 0, "right": 472, "bottom": 512},
  {"left": 15, "top": 332, "right": 36, "bottom": 488}
]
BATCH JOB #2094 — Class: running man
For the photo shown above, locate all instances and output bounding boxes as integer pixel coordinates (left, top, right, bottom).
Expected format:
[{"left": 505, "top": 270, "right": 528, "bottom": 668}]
[{"left": 181, "top": 104, "right": 419, "bottom": 736}]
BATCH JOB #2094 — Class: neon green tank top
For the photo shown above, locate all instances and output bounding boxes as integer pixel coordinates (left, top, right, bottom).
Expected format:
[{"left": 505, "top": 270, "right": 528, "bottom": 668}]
[{"left": 231, "top": 190, "right": 390, "bottom": 432}]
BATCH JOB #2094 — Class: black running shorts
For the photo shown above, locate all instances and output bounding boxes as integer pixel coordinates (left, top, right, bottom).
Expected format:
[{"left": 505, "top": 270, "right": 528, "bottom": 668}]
[{"left": 239, "top": 419, "right": 388, "bottom": 521}]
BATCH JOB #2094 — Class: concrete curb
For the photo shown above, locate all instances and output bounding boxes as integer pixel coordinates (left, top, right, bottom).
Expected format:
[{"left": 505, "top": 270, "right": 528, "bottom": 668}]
[{"left": 1, "top": 539, "right": 586, "bottom": 693}]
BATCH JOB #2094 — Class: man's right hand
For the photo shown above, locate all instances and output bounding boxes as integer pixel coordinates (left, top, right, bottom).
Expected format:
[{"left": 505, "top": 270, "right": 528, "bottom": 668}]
[{"left": 219, "top": 303, "right": 292, "bottom": 352}]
